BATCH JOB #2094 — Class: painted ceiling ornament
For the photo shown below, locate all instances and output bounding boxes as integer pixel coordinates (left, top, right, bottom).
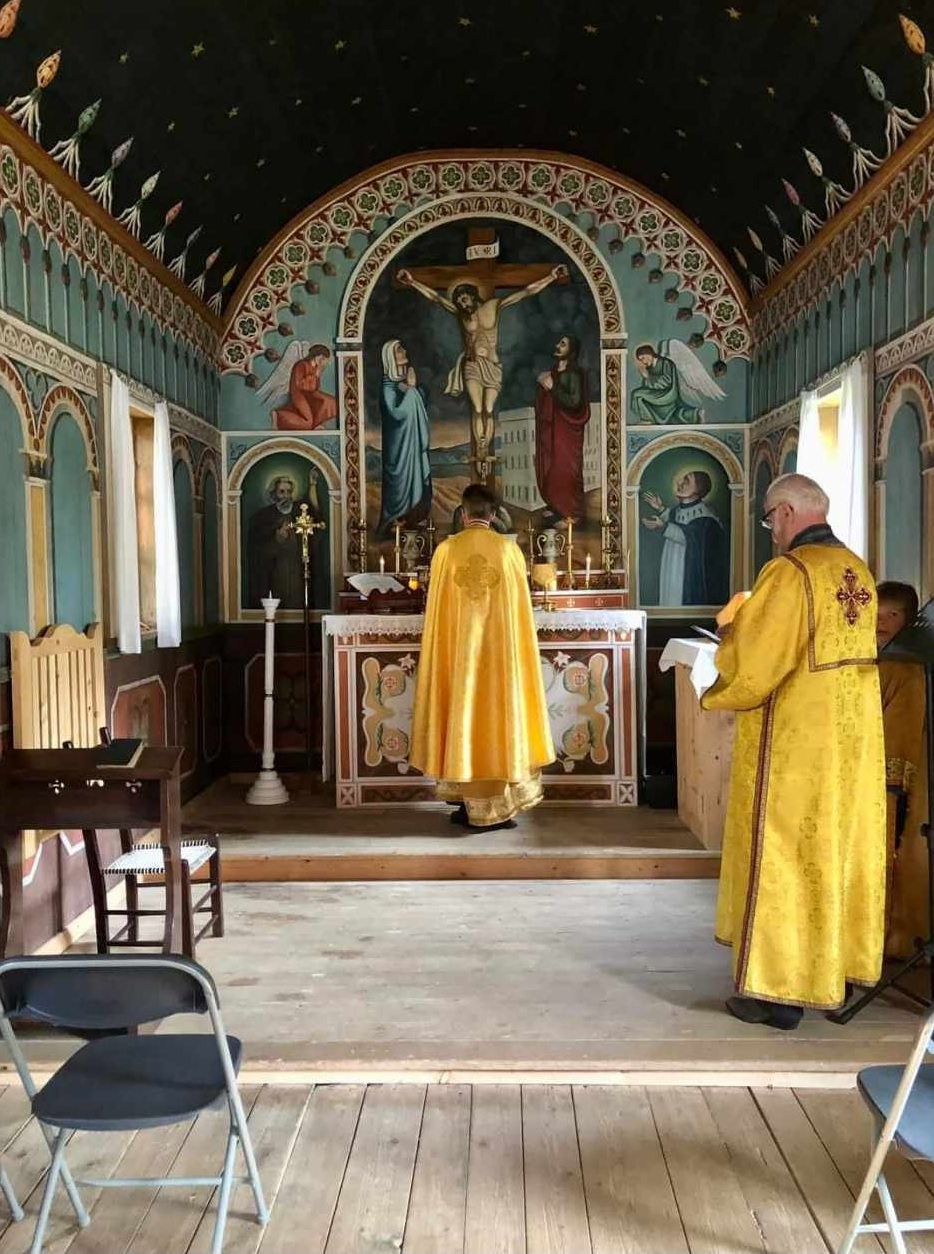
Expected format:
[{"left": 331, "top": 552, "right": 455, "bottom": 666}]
[
  {"left": 830, "top": 111, "right": 883, "bottom": 190},
  {"left": 862, "top": 64, "right": 921, "bottom": 156},
  {"left": 47, "top": 98, "right": 101, "bottom": 180},
  {"left": 116, "top": 171, "right": 160, "bottom": 237},
  {"left": 85, "top": 136, "right": 133, "bottom": 214},
  {"left": 899, "top": 14, "right": 934, "bottom": 112},
  {"left": 6, "top": 49, "right": 60, "bottom": 141},
  {"left": 208, "top": 263, "right": 237, "bottom": 315},
  {"left": 732, "top": 245, "right": 764, "bottom": 295},
  {"left": 168, "top": 225, "right": 202, "bottom": 279},
  {"left": 144, "top": 200, "right": 183, "bottom": 261},
  {"left": 0, "top": 0, "right": 22, "bottom": 39},
  {"left": 781, "top": 178, "right": 822, "bottom": 242},
  {"left": 189, "top": 246, "right": 220, "bottom": 298},
  {"left": 802, "top": 146, "right": 851, "bottom": 216},
  {"left": 764, "top": 203, "right": 799, "bottom": 261},
  {"left": 747, "top": 225, "right": 780, "bottom": 280}
]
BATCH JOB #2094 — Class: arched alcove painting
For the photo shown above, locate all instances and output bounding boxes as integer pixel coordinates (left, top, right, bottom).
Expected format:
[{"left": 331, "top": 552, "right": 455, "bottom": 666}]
[
  {"left": 637, "top": 445, "right": 732, "bottom": 608},
  {"left": 238, "top": 451, "right": 331, "bottom": 611},
  {"left": 49, "top": 413, "right": 94, "bottom": 631},
  {"left": 362, "top": 218, "right": 602, "bottom": 542},
  {"left": 173, "top": 461, "right": 196, "bottom": 629},
  {"left": 885, "top": 401, "right": 924, "bottom": 592}
]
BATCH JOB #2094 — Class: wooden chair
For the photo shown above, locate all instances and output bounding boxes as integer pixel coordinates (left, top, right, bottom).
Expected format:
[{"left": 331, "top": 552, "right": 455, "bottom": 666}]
[
  {"left": 11, "top": 622, "right": 225, "bottom": 957},
  {"left": 79, "top": 732, "right": 224, "bottom": 956}
]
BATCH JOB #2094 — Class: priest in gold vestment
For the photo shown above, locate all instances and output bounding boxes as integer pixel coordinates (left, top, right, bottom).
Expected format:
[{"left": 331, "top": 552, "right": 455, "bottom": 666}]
[
  {"left": 876, "top": 581, "right": 929, "bottom": 959},
  {"left": 703, "top": 474, "right": 886, "bottom": 1030},
  {"left": 411, "top": 484, "right": 555, "bottom": 831}
]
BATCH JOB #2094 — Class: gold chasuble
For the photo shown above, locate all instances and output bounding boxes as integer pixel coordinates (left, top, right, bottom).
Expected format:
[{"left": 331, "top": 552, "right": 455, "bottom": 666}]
[
  {"left": 410, "top": 525, "right": 555, "bottom": 826},
  {"left": 703, "top": 542, "right": 886, "bottom": 1009},
  {"left": 880, "top": 658, "right": 929, "bottom": 958}
]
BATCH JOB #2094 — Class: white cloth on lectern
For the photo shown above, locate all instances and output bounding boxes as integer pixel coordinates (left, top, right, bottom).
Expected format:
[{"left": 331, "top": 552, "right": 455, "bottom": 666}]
[{"left": 658, "top": 637, "right": 719, "bottom": 698}]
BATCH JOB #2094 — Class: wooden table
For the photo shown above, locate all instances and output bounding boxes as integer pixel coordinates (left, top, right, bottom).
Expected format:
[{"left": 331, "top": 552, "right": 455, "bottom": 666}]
[{"left": 0, "top": 746, "right": 185, "bottom": 956}]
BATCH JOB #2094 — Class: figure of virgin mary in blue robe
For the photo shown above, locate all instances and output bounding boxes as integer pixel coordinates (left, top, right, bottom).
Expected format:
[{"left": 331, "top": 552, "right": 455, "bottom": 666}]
[{"left": 377, "top": 338, "right": 433, "bottom": 537}]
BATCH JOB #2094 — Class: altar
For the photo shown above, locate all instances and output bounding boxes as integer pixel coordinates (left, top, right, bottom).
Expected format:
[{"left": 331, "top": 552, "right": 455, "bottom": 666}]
[{"left": 322, "top": 608, "right": 646, "bottom": 808}]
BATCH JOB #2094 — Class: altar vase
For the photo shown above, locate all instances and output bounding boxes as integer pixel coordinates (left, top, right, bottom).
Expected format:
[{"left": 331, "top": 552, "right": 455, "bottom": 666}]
[
  {"left": 410, "top": 484, "right": 554, "bottom": 830},
  {"left": 702, "top": 474, "right": 886, "bottom": 1023}
]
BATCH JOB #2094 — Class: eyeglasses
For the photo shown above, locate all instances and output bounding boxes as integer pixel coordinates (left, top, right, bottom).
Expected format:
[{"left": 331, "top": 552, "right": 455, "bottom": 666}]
[{"left": 760, "top": 504, "right": 783, "bottom": 531}]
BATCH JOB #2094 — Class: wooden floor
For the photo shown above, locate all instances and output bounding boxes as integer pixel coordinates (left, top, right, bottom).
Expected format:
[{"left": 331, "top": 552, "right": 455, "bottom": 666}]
[
  {"left": 0, "top": 1080, "right": 927, "bottom": 1253},
  {"left": 185, "top": 777, "right": 718, "bottom": 882}
]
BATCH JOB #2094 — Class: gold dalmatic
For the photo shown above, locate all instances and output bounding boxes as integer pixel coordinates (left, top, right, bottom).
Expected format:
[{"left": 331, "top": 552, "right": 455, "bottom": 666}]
[
  {"left": 703, "top": 544, "right": 886, "bottom": 1008},
  {"left": 410, "top": 526, "right": 555, "bottom": 826}
]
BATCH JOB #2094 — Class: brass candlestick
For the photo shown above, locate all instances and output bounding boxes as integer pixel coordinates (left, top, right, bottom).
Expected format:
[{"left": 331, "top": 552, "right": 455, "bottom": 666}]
[
  {"left": 354, "top": 516, "right": 368, "bottom": 573},
  {"left": 392, "top": 521, "right": 403, "bottom": 576},
  {"left": 600, "top": 514, "right": 615, "bottom": 576},
  {"left": 564, "top": 518, "right": 575, "bottom": 589},
  {"left": 525, "top": 518, "right": 536, "bottom": 578},
  {"left": 426, "top": 514, "right": 436, "bottom": 558}
]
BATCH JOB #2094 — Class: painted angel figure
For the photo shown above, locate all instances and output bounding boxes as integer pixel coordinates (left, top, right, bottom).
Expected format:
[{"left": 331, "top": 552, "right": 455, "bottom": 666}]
[
  {"left": 630, "top": 340, "right": 726, "bottom": 425},
  {"left": 256, "top": 340, "right": 338, "bottom": 430}
]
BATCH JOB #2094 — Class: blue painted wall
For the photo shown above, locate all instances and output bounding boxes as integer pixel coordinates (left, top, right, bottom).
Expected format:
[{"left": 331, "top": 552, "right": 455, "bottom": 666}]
[
  {"left": 173, "top": 460, "right": 196, "bottom": 630},
  {"left": 885, "top": 402, "right": 924, "bottom": 591},
  {"left": 0, "top": 389, "right": 30, "bottom": 666},
  {"left": 202, "top": 469, "right": 220, "bottom": 625},
  {"left": 49, "top": 413, "right": 95, "bottom": 631}
]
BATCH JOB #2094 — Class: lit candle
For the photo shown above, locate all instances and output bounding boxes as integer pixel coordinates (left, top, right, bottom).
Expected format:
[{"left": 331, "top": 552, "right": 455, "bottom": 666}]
[
  {"left": 379, "top": 555, "right": 385, "bottom": 574},
  {"left": 585, "top": 553, "right": 591, "bottom": 576}
]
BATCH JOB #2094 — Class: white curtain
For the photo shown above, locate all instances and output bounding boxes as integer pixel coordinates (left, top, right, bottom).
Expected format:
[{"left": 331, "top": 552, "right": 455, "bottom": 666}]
[
  {"left": 795, "top": 354, "right": 870, "bottom": 557},
  {"left": 153, "top": 399, "right": 181, "bottom": 648},
  {"left": 108, "top": 371, "right": 141, "bottom": 654}
]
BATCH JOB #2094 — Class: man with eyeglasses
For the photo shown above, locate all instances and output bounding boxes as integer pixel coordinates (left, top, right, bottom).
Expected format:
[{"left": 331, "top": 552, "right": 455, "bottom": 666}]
[{"left": 702, "top": 473, "right": 885, "bottom": 1030}]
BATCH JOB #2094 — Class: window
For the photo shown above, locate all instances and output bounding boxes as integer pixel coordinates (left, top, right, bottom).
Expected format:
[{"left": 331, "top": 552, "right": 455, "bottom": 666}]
[{"left": 131, "top": 411, "right": 156, "bottom": 633}]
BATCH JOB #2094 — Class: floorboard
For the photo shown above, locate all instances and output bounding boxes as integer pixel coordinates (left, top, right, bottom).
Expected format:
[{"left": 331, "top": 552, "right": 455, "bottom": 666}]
[{"left": 0, "top": 1083, "right": 925, "bottom": 1254}]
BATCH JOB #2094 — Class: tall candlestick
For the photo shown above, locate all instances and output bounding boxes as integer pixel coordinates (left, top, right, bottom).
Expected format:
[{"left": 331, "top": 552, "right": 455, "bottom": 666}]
[
  {"left": 392, "top": 522, "right": 403, "bottom": 576},
  {"left": 585, "top": 552, "right": 592, "bottom": 588},
  {"left": 564, "top": 518, "right": 575, "bottom": 589},
  {"left": 379, "top": 554, "right": 385, "bottom": 575},
  {"left": 246, "top": 597, "right": 289, "bottom": 805}
]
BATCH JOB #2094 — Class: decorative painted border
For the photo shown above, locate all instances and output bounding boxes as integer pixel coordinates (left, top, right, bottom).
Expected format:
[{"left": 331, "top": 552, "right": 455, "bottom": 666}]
[
  {"left": 875, "top": 311, "right": 934, "bottom": 377},
  {"left": 221, "top": 152, "right": 751, "bottom": 373},
  {"left": 338, "top": 194, "right": 623, "bottom": 341},
  {"left": 123, "top": 374, "right": 221, "bottom": 451},
  {"left": 0, "top": 130, "right": 218, "bottom": 357},
  {"left": 753, "top": 118, "right": 934, "bottom": 344},
  {"left": 0, "top": 308, "right": 98, "bottom": 393},
  {"left": 751, "top": 398, "right": 799, "bottom": 440},
  {"left": 875, "top": 362, "right": 934, "bottom": 463}
]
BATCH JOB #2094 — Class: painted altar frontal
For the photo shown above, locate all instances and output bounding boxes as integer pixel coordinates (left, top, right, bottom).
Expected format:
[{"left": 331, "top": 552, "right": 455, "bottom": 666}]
[{"left": 323, "top": 609, "right": 645, "bottom": 808}]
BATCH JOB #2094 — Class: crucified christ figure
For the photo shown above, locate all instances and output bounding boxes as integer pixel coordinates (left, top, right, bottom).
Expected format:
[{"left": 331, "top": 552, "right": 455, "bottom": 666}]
[{"left": 396, "top": 263, "right": 569, "bottom": 474}]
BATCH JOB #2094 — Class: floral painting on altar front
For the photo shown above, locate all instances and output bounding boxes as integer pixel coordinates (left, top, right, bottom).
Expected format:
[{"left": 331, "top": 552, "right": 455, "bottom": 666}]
[{"left": 362, "top": 218, "right": 602, "bottom": 550}]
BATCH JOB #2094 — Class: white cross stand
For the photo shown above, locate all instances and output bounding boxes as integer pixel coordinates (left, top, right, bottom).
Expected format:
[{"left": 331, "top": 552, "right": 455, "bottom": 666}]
[{"left": 246, "top": 595, "right": 289, "bottom": 805}]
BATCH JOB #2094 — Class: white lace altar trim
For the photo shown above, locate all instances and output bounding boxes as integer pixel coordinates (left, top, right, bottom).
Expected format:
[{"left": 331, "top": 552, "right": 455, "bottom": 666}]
[{"left": 323, "top": 610, "right": 646, "bottom": 637}]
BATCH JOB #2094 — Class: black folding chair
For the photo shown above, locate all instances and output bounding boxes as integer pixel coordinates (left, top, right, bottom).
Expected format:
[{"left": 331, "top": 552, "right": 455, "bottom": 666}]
[{"left": 0, "top": 954, "right": 269, "bottom": 1254}]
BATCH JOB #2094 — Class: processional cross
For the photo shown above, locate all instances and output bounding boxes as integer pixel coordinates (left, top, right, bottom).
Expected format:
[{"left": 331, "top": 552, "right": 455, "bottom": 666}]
[
  {"left": 394, "top": 227, "right": 569, "bottom": 484},
  {"left": 288, "top": 502, "right": 325, "bottom": 771}
]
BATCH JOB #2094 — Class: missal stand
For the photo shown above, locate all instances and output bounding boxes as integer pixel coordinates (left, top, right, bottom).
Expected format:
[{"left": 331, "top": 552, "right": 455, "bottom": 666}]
[{"left": 829, "top": 598, "right": 934, "bottom": 1024}]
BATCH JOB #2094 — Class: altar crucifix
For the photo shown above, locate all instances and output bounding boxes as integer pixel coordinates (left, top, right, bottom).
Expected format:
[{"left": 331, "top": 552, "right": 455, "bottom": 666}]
[{"left": 395, "top": 227, "right": 569, "bottom": 483}]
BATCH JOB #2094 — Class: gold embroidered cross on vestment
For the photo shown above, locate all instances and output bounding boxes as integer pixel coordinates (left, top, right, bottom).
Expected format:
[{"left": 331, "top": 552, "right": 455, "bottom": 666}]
[
  {"left": 836, "top": 568, "right": 872, "bottom": 626},
  {"left": 454, "top": 553, "right": 501, "bottom": 603}
]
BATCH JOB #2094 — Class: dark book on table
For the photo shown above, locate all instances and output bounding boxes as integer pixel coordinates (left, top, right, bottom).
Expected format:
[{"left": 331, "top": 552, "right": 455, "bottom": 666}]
[{"left": 95, "top": 738, "right": 145, "bottom": 769}]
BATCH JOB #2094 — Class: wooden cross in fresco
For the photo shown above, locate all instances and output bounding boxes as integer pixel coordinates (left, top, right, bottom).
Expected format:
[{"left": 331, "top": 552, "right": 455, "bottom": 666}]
[{"left": 394, "top": 227, "right": 570, "bottom": 483}]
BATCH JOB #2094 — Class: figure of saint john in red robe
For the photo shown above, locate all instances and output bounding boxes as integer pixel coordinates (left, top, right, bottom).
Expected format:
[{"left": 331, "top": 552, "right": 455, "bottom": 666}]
[
  {"left": 534, "top": 334, "right": 590, "bottom": 525},
  {"left": 273, "top": 343, "right": 338, "bottom": 430}
]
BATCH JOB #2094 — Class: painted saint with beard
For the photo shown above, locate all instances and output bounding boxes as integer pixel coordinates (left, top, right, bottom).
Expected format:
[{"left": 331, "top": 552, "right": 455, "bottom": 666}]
[{"left": 246, "top": 473, "right": 312, "bottom": 608}]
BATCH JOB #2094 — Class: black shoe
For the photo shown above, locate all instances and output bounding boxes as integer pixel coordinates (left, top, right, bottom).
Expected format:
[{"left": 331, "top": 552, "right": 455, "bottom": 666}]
[
  {"left": 726, "top": 995, "right": 803, "bottom": 1031},
  {"left": 449, "top": 805, "right": 469, "bottom": 826},
  {"left": 467, "top": 818, "right": 518, "bottom": 833}
]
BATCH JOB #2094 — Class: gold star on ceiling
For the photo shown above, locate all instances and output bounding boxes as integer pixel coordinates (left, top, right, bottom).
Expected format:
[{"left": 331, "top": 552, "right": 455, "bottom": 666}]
[
  {"left": 676, "top": 128, "right": 687, "bottom": 138},
  {"left": 583, "top": 24, "right": 597, "bottom": 33},
  {"left": 233, "top": 212, "right": 241, "bottom": 221},
  {"left": 227, "top": 106, "right": 239, "bottom": 118},
  {"left": 767, "top": 85, "right": 776, "bottom": 96},
  {"left": 351, "top": 95, "right": 362, "bottom": 105},
  {"left": 522, "top": 49, "right": 531, "bottom": 57},
  {"left": 294, "top": 97, "right": 302, "bottom": 106},
  {"left": 568, "top": 128, "right": 578, "bottom": 137},
  {"left": 204, "top": 172, "right": 212, "bottom": 181},
  {"left": 698, "top": 75, "right": 710, "bottom": 86},
  {"left": 191, "top": 42, "right": 205, "bottom": 57},
  {"left": 459, "top": 16, "right": 471, "bottom": 26},
  {"left": 119, "top": 51, "right": 129, "bottom": 63},
  {"left": 661, "top": 172, "right": 670, "bottom": 180},
  {"left": 268, "top": 37, "right": 277, "bottom": 46},
  {"left": 726, "top": 6, "right": 741, "bottom": 18},
  {"left": 256, "top": 158, "right": 266, "bottom": 168},
  {"left": 465, "top": 77, "right": 476, "bottom": 84},
  {"left": 167, "top": 120, "right": 176, "bottom": 131},
  {"left": 576, "top": 82, "right": 586, "bottom": 91},
  {"left": 808, "top": 13, "right": 819, "bottom": 25},
  {"left": 334, "top": 38, "right": 346, "bottom": 50}
]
